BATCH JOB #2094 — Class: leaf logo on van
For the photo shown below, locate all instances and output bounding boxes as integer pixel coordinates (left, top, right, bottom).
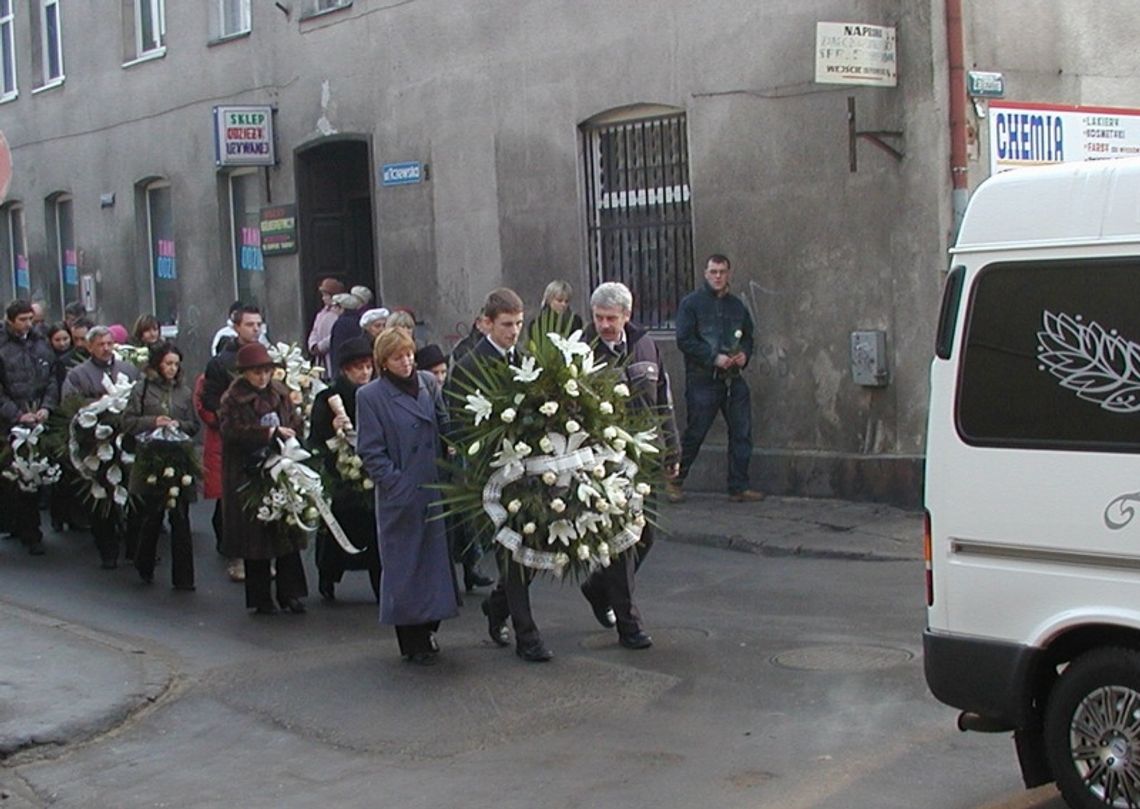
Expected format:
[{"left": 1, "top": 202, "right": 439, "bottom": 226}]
[{"left": 1037, "top": 311, "right": 1140, "bottom": 414}]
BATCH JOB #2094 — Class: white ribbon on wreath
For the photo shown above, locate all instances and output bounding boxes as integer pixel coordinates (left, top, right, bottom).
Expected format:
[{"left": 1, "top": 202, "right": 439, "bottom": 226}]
[
  {"left": 263, "top": 437, "right": 360, "bottom": 554},
  {"left": 3, "top": 423, "right": 62, "bottom": 492}
]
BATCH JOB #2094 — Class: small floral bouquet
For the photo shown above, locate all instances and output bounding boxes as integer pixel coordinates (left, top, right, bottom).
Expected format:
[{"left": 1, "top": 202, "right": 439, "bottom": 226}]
[
  {"left": 68, "top": 373, "right": 138, "bottom": 513},
  {"left": 322, "top": 393, "right": 374, "bottom": 504},
  {"left": 242, "top": 437, "right": 360, "bottom": 553},
  {"left": 1, "top": 423, "right": 63, "bottom": 493},
  {"left": 268, "top": 342, "right": 327, "bottom": 438},
  {"left": 442, "top": 321, "right": 663, "bottom": 579},
  {"left": 133, "top": 425, "right": 200, "bottom": 509},
  {"left": 115, "top": 344, "right": 151, "bottom": 370}
]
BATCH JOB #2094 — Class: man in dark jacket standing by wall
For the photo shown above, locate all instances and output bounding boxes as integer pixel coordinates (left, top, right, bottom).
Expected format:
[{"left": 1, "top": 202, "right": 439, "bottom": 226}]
[
  {"left": 672, "top": 254, "right": 763, "bottom": 503},
  {"left": 0, "top": 300, "right": 59, "bottom": 555},
  {"left": 581, "top": 282, "right": 679, "bottom": 649}
]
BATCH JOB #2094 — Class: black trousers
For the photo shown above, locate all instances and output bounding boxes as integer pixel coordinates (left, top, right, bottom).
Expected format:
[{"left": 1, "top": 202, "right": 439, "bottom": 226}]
[
  {"left": 485, "top": 555, "right": 540, "bottom": 646},
  {"left": 90, "top": 506, "right": 121, "bottom": 564},
  {"left": 135, "top": 499, "right": 194, "bottom": 588},
  {"left": 7, "top": 485, "right": 43, "bottom": 547},
  {"left": 581, "top": 526, "right": 655, "bottom": 636},
  {"left": 316, "top": 500, "right": 380, "bottom": 599},
  {"left": 244, "top": 552, "right": 308, "bottom": 609},
  {"left": 395, "top": 621, "right": 440, "bottom": 656}
]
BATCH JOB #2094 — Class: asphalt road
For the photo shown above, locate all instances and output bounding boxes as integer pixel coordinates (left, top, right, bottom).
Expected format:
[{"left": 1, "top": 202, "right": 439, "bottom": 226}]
[{"left": 0, "top": 523, "right": 1066, "bottom": 808}]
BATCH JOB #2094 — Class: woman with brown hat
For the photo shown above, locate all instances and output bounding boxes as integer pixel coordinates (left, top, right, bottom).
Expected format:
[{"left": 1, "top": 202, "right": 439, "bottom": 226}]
[
  {"left": 357, "top": 328, "right": 459, "bottom": 663},
  {"left": 309, "top": 336, "right": 380, "bottom": 602},
  {"left": 219, "top": 342, "right": 309, "bottom": 615}
]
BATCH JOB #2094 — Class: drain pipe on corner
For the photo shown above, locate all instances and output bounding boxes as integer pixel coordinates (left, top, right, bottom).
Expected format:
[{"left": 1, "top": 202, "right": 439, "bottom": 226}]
[{"left": 946, "top": 0, "right": 969, "bottom": 242}]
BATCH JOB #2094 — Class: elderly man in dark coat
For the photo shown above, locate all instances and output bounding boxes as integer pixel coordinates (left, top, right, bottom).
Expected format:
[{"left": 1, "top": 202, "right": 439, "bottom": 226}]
[{"left": 356, "top": 328, "right": 459, "bottom": 664}]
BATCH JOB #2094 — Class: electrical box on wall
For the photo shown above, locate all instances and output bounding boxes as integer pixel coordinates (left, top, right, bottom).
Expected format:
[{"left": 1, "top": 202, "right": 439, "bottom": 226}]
[
  {"left": 80, "top": 274, "right": 96, "bottom": 313},
  {"left": 851, "top": 330, "right": 889, "bottom": 387}
]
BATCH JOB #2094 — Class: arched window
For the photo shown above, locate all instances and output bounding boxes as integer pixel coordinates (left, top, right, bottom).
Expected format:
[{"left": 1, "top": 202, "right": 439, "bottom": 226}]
[
  {"left": 581, "top": 104, "right": 693, "bottom": 328},
  {"left": 1, "top": 202, "right": 28, "bottom": 300},
  {"left": 47, "top": 191, "right": 75, "bottom": 313},
  {"left": 142, "top": 179, "right": 178, "bottom": 330}
]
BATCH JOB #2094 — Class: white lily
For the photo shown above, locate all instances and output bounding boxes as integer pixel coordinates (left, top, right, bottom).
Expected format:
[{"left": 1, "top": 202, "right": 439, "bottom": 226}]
[
  {"left": 510, "top": 355, "right": 542, "bottom": 383},
  {"left": 547, "top": 519, "right": 576, "bottom": 547},
  {"left": 547, "top": 330, "right": 591, "bottom": 366},
  {"left": 464, "top": 391, "right": 494, "bottom": 425}
]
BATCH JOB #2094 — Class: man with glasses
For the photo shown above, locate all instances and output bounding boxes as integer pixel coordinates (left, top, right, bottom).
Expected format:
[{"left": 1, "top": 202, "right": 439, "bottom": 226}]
[{"left": 670, "top": 254, "right": 763, "bottom": 503}]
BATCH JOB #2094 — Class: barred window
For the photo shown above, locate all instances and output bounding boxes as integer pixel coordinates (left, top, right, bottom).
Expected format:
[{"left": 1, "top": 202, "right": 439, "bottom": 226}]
[{"left": 582, "top": 110, "right": 693, "bottom": 329}]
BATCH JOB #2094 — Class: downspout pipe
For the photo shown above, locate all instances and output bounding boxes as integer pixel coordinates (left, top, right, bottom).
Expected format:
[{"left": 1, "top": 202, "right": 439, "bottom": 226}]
[{"left": 946, "top": 0, "right": 969, "bottom": 242}]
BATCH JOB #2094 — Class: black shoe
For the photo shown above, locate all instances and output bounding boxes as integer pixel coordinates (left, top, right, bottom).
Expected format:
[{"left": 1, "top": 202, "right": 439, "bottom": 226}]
[
  {"left": 481, "top": 600, "right": 510, "bottom": 647},
  {"left": 253, "top": 604, "right": 278, "bottom": 615},
  {"left": 279, "top": 597, "right": 306, "bottom": 614},
  {"left": 619, "top": 630, "right": 653, "bottom": 650},
  {"left": 27, "top": 542, "right": 46, "bottom": 556},
  {"left": 405, "top": 652, "right": 438, "bottom": 666},
  {"left": 318, "top": 580, "right": 336, "bottom": 601},
  {"left": 580, "top": 584, "right": 616, "bottom": 628},
  {"left": 464, "top": 570, "right": 494, "bottom": 592},
  {"left": 516, "top": 641, "right": 554, "bottom": 663}
]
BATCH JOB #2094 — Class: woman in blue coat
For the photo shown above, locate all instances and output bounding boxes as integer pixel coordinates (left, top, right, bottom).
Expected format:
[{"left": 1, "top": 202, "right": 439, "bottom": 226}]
[{"left": 356, "top": 328, "right": 459, "bottom": 664}]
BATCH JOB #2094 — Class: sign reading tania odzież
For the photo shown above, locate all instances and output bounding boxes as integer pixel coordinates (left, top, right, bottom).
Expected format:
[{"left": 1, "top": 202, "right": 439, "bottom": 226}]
[
  {"left": 214, "top": 105, "right": 276, "bottom": 167},
  {"left": 988, "top": 101, "right": 1140, "bottom": 173},
  {"left": 259, "top": 204, "right": 297, "bottom": 256}
]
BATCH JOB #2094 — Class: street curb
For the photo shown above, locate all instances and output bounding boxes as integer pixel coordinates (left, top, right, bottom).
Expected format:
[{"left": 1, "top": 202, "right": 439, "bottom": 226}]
[
  {"left": 0, "top": 601, "right": 177, "bottom": 761},
  {"left": 662, "top": 530, "right": 919, "bottom": 562}
]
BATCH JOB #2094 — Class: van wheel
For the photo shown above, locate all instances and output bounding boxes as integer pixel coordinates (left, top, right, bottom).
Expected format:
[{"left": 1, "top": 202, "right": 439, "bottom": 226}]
[{"left": 1045, "top": 647, "right": 1140, "bottom": 809}]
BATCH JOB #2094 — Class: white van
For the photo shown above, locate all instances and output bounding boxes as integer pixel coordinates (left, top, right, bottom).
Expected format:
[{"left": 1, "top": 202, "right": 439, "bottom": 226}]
[{"left": 924, "top": 157, "right": 1140, "bottom": 809}]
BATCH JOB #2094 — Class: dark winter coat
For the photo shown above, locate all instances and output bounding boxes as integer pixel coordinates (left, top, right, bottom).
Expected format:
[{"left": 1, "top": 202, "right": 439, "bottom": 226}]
[
  {"left": 219, "top": 377, "right": 304, "bottom": 560},
  {"left": 60, "top": 356, "right": 140, "bottom": 404},
  {"left": 356, "top": 371, "right": 459, "bottom": 626},
  {"left": 193, "top": 374, "right": 224, "bottom": 501},
  {"left": 123, "top": 368, "right": 200, "bottom": 498},
  {"left": 674, "top": 281, "right": 755, "bottom": 381},
  {"left": 328, "top": 311, "right": 363, "bottom": 372},
  {"left": 0, "top": 325, "right": 59, "bottom": 429}
]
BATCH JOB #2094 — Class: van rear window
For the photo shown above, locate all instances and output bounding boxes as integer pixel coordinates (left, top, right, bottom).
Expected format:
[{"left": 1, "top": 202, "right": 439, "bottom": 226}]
[{"left": 957, "top": 259, "right": 1140, "bottom": 451}]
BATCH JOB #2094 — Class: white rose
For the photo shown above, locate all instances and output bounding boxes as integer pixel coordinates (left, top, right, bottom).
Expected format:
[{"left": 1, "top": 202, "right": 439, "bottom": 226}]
[
  {"left": 523, "top": 522, "right": 536, "bottom": 535},
  {"left": 169, "top": 486, "right": 180, "bottom": 497},
  {"left": 181, "top": 474, "right": 193, "bottom": 486},
  {"left": 603, "top": 426, "right": 618, "bottom": 440},
  {"left": 577, "top": 544, "right": 591, "bottom": 560},
  {"left": 565, "top": 420, "right": 581, "bottom": 434},
  {"left": 146, "top": 475, "right": 158, "bottom": 485},
  {"left": 166, "top": 499, "right": 177, "bottom": 509},
  {"left": 542, "top": 471, "right": 558, "bottom": 486},
  {"left": 613, "top": 439, "right": 626, "bottom": 451},
  {"left": 550, "top": 498, "right": 566, "bottom": 513},
  {"left": 363, "top": 479, "right": 374, "bottom": 490},
  {"left": 599, "top": 401, "right": 614, "bottom": 415},
  {"left": 500, "top": 408, "right": 517, "bottom": 424},
  {"left": 514, "top": 441, "right": 531, "bottom": 456},
  {"left": 539, "top": 401, "right": 559, "bottom": 417},
  {"left": 507, "top": 499, "right": 522, "bottom": 513},
  {"left": 554, "top": 552, "right": 570, "bottom": 567},
  {"left": 635, "top": 482, "right": 651, "bottom": 495},
  {"left": 598, "top": 542, "right": 610, "bottom": 557},
  {"left": 634, "top": 514, "right": 647, "bottom": 527},
  {"left": 163, "top": 467, "right": 175, "bottom": 478},
  {"left": 613, "top": 383, "right": 630, "bottom": 397},
  {"left": 539, "top": 436, "right": 555, "bottom": 453},
  {"left": 593, "top": 465, "right": 606, "bottom": 479},
  {"left": 564, "top": 379, "right": 580, "bottom": 397}
]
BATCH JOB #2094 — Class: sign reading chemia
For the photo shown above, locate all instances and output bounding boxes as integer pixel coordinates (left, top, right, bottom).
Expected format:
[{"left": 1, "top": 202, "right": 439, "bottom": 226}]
[{"left": 988, "top": 101, "right": 1140, "bottom": 173}]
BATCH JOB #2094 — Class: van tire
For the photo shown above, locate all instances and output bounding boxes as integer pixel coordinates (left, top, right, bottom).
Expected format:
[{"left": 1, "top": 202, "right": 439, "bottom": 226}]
[{"left": 1044, "top": 647, "right": 1140, "bottom": 809}]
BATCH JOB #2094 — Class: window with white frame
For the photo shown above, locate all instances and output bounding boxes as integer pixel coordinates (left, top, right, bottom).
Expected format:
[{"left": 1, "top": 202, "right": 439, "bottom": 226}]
[
  {"left": 302, "top": 0, "right": 351, "bottom": 18},
  {"left": 134, "top": 0, "right": 165, "bottom": 58},
  {"left": 145, "top": 181, "right": 178, "bottom": 328},
  {"left": 212, "top": 0, "right": 250, "bottom": 40},
  {"left": 39, "top": 0, "right": 63, "bottom": 84},
  {"left": 227, "top": 170, "right": 267, "bottom": 311},
  {"left": 581, "top": 109, "right": 693, "bottom": 329},
  {"left": 49, "top": 194, "right": 77, "bottom": 312},
  {"left": 0, "top": 0, "right": 16, "bottom": 100}
]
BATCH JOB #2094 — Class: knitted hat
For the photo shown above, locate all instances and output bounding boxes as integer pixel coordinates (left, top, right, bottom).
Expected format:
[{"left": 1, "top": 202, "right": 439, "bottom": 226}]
[
  {"left": 107, "top": 324, "right": 130, "bottom": 344},
  {"left": 235, "top": 342, "right": 277, "bottom": 370},
  {"left": 415, "top": 344, "right": 448, "bottom": 370},
  {"left": 350, "top": 286, "right": 373, "bottom": 305},
  {"left": 359, "top": 308, "right": 390, "bottom": 329},
  {"left": 333, "top": 293, "right": 364, "bottom": 311}
]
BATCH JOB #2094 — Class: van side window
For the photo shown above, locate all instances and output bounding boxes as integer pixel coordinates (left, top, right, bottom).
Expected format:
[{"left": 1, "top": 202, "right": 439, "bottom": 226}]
[
  {"left": 957, "top": 259, "right": 1140, "bottom": 451},
  {"left": 935, "top": 266, "right": 965, "bottom": 360}
]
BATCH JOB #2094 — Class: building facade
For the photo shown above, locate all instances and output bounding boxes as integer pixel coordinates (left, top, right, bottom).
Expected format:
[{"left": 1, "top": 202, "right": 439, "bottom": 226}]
[{"left": 1, "top": 2, "right": 1130, "bottom": 504}]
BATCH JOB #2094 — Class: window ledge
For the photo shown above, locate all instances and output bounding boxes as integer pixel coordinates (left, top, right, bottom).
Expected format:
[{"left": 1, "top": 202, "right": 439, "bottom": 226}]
[
  {"left": 208, "top": 29, "right": 251, "bottom": 47},
  {"left": 122, "top": 47, "right": 167, "bottom": 70},
  {"left": 31, "top": 77, "right": 64, "bottom": 94},
  {"left": 299, "top": 2, "right": 353, "bottom": 22},
  {"left": 0, "top": 91, "right": 17, "bottom": 105}
]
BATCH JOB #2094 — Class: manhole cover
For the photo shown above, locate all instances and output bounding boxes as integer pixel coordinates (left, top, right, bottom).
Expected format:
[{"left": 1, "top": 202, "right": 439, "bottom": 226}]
[
  {"left": 579, "top": 626, "right": 710, "bottom": 650},
  {"left": 770, "top": 644, "right": 913, "bottom": 672}
]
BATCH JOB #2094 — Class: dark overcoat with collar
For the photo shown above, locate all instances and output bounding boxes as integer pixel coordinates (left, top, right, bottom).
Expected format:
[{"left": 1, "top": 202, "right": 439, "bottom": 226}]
[{"left": 356, "top": 371, "right": 459, "bottom": 626}]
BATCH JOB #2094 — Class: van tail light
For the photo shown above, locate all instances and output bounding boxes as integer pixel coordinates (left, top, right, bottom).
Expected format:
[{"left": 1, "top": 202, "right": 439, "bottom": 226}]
[{"left": 924, "top": 510, "right": 934, "bottom": 607}]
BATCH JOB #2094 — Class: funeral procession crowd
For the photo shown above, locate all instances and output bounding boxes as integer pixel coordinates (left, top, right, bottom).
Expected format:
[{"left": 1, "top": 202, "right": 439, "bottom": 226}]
[{"left": 0, "top": 256, "right": 762, "bottom": 664}]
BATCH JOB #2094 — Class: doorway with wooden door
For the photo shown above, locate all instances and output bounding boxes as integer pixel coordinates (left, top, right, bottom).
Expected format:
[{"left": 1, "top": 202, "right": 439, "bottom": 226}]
[{"left": 295, "top": 137, "right": 377, "bottom": 334}]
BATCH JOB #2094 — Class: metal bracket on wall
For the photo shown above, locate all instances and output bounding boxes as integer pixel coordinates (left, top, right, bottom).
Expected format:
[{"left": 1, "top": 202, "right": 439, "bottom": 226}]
[{"left": 848, "top": 96, "right": 904, "bottom": 172}]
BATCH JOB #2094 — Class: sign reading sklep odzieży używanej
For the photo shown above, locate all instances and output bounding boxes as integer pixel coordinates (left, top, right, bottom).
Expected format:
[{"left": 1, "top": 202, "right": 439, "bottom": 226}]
[
  {"left": 213, "top": 106, "right": 276, "bottom": 167},
  {"left": 988, "top": 101, "right": 1140, "bottom": 173},
  {"left": 815, "top": 22, "right": 897, "bottom": 88}
]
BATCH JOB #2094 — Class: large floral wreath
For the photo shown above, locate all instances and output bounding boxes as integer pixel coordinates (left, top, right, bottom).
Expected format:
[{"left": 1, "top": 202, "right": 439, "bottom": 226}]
[
  {"left": 267, "top": 342, "right": 326, "bottom": 437},
  {"left": 67, "top": 373, "right": 137, "bottom": 513},
  {"left": 442, "top": 321, "right": 663, "bottom": 579},
  {"left": 1, "top": 423, "right": 62, "bottom": 493}
]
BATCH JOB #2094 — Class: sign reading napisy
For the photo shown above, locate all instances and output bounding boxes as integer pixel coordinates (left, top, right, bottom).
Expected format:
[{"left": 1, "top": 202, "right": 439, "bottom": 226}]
[
  {"left": 989, "top": 101, "right": 1140, "bottom": 173},
  {"left": 815, "top": 22, "right": 897, "bottom": 88},
  {"left": 213, "top": 105, "right": 276, "bottom": 167}
]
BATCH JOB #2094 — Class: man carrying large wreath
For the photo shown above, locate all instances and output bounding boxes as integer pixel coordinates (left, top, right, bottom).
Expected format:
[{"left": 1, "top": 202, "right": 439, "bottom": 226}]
[{"left": 580, "top": 282, "right": 680, "bottom": 649}]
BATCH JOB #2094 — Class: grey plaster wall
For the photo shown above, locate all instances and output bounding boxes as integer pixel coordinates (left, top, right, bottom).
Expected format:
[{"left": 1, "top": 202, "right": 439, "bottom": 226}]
[{"left": 0, "top": 0, "right": 957, "bottom": 503}]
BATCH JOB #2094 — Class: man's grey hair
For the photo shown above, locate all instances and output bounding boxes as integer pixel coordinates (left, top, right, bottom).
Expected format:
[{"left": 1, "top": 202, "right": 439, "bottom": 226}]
[
  {"left": 590, "top": 282, "right": 633, "bottom": 314},
  {"left": 86, "top": 325, "right": 111, "bottom": 342}
]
